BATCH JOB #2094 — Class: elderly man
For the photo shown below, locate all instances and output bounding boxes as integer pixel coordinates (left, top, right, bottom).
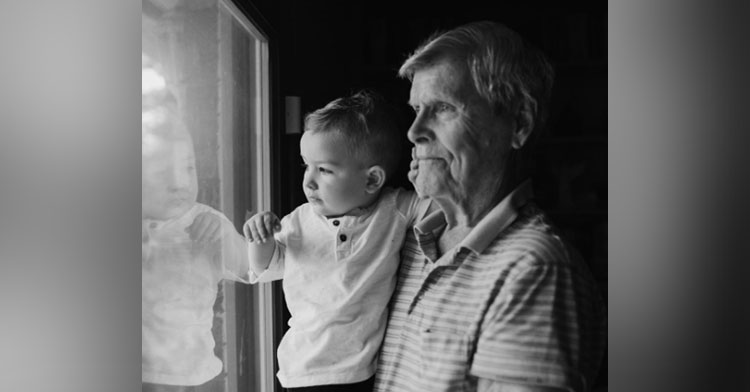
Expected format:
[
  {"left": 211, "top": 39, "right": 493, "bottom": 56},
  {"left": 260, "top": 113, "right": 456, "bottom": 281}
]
[{"left": 374, "top": 21, "right": 606, "bottom": 392}]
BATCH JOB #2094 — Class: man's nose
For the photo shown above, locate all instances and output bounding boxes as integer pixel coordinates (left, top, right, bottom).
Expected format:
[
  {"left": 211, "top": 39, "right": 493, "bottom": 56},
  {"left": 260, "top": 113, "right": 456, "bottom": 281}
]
[{"left": 407, "top": 113, "right": 431, "bottom": 145}]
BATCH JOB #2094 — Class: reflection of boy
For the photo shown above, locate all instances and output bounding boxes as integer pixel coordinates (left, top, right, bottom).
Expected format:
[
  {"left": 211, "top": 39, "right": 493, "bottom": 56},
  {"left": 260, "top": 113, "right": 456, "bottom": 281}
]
[
  {"left": 141, "top": 101, "right": 249, "bottom": 391},
  {"left": 244, "top": 91, "right": 431, "bottom": 391}
]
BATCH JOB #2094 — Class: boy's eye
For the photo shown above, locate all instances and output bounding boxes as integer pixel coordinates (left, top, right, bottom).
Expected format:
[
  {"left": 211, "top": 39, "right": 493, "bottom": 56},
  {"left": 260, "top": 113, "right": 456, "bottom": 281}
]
[{"left": 318, "top": 167, "right": 332, "bottom": 174}]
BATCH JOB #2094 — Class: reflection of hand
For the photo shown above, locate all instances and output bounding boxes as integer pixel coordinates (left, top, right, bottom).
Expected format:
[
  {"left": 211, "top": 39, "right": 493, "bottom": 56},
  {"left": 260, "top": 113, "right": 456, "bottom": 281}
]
[
  {"left": 245, "top": 211, "right": 281, "bottom": 243},
  {"left": 186, "top": 211, "right": 224, "bottom": 243}
]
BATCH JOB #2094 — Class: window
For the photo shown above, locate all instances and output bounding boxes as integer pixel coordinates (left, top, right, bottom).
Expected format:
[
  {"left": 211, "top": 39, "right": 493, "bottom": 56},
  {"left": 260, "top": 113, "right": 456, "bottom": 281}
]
[{"left": 142, "top": 0, "right": 274, "bottom": 391}]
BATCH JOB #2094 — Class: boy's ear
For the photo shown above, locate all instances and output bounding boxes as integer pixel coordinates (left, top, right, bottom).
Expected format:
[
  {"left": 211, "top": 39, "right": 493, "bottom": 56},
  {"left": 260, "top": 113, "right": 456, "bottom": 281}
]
[
  {"left": 511, "top": 100, "right": 535, "bottom": 150},
  {"left": 365, "top": 165, "right": 386, "bottom": 194}
]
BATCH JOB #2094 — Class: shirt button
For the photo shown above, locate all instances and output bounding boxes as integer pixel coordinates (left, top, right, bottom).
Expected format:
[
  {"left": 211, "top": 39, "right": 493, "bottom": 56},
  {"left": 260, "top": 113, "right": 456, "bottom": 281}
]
[
  {"left": 339, "top": 234, "right": 347, "bottom": 242},
  {"left": 332, "top": 220, "right": 340, "bottom": 226}
]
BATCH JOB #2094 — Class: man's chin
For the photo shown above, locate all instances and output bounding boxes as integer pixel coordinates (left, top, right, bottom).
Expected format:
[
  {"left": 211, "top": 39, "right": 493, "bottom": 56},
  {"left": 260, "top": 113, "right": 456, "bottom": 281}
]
[{"left": 413, "top": 174, "right": 437, "bottom": 198}]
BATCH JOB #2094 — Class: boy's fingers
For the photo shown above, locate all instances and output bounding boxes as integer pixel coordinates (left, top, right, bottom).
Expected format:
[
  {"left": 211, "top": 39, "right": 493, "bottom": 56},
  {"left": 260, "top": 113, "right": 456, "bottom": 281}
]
[
  {"left": 262, "top": 214, "right": 278, "bottom": 233},
  {"left": 246, "top": 212, "right": 278, "bottom": 243},
  {"left": 190, "top": 214, "right": 214, "bottom": 242},
  {"left": 206, "top": 220, "right": 221, "bottom": 242},
  {"left": 254, "top": 219, "right": 268, "bottom": 242},
  {"left": 274, "top": 218, "right": 281, "bottom": 232},
  {"left": 193, "top": 215, "right": 211, "bottom": 241},
  {"left": 185, "top": 215, "right": 204, "bottom": 241},
  {"left": 247, "top": 221, "right": 261, "bottom": 242}
]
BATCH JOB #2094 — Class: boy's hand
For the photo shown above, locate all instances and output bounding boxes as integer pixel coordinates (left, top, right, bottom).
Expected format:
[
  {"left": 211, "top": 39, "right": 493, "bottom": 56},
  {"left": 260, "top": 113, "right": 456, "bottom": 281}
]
[
  {"left": 186, "top": 211, "right": 226, "bottom": 243},
  {"left": 245, "top": 211, "right": 281, "bottom": 243}
]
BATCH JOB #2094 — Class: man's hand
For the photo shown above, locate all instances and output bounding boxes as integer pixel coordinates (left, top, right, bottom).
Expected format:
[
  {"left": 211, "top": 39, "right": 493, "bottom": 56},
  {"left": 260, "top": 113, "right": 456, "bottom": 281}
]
[{"left": 244, "top": 211, "right": 281, "bottom": 243}]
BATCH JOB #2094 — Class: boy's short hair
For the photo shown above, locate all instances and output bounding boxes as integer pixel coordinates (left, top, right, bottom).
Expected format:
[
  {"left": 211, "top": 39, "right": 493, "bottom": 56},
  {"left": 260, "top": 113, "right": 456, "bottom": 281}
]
[
  {"left": 303, "top": 90, "right": 402, "bottom": 178},
  {"left": 142, "top": 90, "right": 193, "bottom": 159}
]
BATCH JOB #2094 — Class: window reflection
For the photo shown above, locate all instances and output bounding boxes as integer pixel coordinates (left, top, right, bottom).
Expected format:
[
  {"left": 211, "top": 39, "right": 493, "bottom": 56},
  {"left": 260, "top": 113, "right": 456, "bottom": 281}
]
[{"left": 142, "top": 1, "right": 271, "bottom": 391}]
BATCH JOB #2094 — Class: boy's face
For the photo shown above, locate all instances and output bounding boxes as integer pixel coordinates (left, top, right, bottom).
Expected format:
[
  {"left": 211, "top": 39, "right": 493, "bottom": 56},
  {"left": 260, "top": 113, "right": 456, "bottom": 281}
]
[
  {"left": 300, "top": 131, "right": 372, "bottom": 217},
  {"left": 142, "top": 138, "right": 198, "bottom": 221}
]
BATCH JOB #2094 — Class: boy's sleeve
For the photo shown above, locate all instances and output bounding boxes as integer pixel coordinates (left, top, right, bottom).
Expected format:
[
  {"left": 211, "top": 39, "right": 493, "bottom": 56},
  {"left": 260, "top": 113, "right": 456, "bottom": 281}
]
[
  {"left": 246, "top": 238, "right": 285, "bottom": 283},
  {"left": 199, "top": 205, "right": 256, "bottom": 283},
  {"left": 396, "top": 188, "right": 433, "bottom": 225},
  {"left": 241, "top": 210, "right": 297, "bottom": 283}
]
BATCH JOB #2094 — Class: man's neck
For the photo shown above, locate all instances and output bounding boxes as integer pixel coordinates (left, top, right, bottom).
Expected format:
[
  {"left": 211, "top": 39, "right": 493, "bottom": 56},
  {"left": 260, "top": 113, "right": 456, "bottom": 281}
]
[
  {"left": 442, "top": 177, "right": 519, "bottom": 226},
  {"left": 434, "top": 176, "right": 524, "bottom": 253}
]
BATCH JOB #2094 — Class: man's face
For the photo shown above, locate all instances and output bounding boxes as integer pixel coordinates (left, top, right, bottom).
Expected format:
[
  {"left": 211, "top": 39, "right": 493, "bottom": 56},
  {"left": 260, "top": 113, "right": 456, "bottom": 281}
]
[
  {"left": 407, "top": 59, "right": 515, "bottom": 202},
  {"left": 300, "top": 131, "right": 371, "bottom": 217},
  {"left": 142, "top": 138, "right": 198, "bottom": 221}
]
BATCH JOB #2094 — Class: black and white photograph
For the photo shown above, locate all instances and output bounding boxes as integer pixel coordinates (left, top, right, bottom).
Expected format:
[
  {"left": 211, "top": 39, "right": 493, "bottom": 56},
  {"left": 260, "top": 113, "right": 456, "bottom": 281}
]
[
  {"left": 141, "top": 1, "right": 606, "bottom": 391},
  {"left": 4, "top": 1, "right": 750, "bottom": 392}
]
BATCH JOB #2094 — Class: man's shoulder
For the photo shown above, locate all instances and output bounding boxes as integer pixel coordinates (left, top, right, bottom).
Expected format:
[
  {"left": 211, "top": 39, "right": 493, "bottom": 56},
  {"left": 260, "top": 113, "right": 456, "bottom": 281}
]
[
  {"left": 481, "top": 203, "right": 577, "bottom": 267},
  {"left": 501, "top": 203, "right": 565, "bottom": 245}
]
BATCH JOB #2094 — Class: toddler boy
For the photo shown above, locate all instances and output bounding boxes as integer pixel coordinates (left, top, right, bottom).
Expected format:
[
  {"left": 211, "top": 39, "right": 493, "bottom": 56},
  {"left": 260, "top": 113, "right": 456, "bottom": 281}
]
[
  {"left": 142, "top": 94, "right": 249, "bottom": 391},
  {"left": 244, "top": 90, "right": 430, "bottom": 392}
]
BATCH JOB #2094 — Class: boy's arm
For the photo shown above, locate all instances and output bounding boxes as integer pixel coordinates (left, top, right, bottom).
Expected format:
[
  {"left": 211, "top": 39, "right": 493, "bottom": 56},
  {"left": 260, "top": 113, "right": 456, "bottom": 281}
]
[
  {"left": 243, "top": 211, "right": 282, "bottom": 278},
  {"left": 187, "top": 210, "right": 253, "bottom": 279},
  {"left": 243, "top": 227, "right": 276, "bottom": 276},
  {"left": 397, "top": 188, "right": 435, "bottom": 226}
]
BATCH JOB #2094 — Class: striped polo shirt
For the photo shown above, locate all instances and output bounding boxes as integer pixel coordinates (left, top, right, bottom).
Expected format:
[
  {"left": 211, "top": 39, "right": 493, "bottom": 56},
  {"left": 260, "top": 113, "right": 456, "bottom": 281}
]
[{"left": 374, "top": 181, "right": 606, "bottom": 392}]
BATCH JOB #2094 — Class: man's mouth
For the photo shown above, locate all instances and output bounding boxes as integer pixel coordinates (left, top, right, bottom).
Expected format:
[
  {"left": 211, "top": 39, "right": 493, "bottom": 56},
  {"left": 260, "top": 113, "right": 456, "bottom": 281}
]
[
  {"left": 415, "top": 154, "right": 443, "bottom": 161},
  {"left": 415, "top": 157, "right": 446, "bottom": 165}
]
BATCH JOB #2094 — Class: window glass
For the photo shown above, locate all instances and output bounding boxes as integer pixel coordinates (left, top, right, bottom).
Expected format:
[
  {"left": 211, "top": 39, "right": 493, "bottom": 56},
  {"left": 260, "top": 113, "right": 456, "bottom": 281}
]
[{"left": 142, "top": 1, "right": 271, "bottom": 391}]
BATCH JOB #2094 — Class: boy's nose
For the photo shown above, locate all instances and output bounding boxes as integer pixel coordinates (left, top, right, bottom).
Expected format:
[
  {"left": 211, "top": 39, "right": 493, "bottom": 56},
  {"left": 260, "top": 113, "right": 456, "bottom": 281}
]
[
  {"left": 303, "top": 173, "right": 317, "bottom": 191},
  {"left": 168, "top": 169, "right": 191, "bottom": 192}
]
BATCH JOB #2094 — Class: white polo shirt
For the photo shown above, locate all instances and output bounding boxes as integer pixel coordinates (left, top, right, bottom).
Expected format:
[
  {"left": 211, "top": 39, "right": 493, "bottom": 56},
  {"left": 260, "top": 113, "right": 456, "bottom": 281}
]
[{"left": 244, "top": 187, "right": 428, "bottom": 388}]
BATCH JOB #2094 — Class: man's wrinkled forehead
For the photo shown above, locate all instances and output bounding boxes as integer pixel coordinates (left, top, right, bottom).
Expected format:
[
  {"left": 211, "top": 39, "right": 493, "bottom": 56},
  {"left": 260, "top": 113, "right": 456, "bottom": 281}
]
[{"left": 409, "top": 59, "right": 471, "bottom": 103}]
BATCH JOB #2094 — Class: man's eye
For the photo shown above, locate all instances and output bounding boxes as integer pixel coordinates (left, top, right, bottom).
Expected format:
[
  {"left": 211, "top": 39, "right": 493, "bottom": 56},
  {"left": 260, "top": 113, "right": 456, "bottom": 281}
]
[
  {"left": 318, "top": 167, "right": 332, "bottom": 174},
  {"left": 436, "top": 103, "right": 452, "bottom": 113}
]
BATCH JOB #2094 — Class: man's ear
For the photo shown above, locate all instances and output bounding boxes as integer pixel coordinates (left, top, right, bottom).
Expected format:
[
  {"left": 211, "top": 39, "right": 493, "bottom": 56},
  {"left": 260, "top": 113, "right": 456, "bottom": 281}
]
[
  {"left": 365, "top": 165, "right": 386, "bottom": 194},
  {"left": 511, "top": 100, "right": 536, "bottom": 150}
]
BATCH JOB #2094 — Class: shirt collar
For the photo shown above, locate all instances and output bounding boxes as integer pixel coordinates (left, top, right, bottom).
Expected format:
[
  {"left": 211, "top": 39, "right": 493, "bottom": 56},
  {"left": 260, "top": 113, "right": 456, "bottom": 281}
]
[
  {"left": 414, "top": 180, "right": 534, "bottom": 255},
  {"left": 143, "top": 203, "right": 199, "bottom": 230}
]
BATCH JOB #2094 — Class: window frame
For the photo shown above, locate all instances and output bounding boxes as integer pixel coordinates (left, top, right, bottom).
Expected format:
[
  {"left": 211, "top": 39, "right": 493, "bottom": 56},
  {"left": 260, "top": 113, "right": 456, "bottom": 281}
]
[{"left": 218, "top": 1, "right": 278, "bottom": 391}]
